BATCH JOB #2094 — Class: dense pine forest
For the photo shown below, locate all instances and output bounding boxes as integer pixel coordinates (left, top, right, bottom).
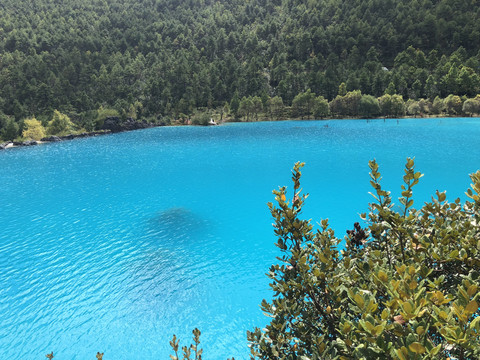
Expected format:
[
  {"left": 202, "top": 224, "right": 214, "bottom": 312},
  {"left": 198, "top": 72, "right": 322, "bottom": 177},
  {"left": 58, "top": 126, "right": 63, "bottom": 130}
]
[{"left": 1, "top": 0, "right": 480, "bottom": 140}]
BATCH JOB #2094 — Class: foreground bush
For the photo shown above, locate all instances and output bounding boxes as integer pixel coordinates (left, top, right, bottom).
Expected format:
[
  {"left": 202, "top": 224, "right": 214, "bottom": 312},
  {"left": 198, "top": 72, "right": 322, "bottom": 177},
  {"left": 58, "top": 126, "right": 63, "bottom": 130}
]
[{"left": 247, "top": 159, "right": 480, "bottom": 359}]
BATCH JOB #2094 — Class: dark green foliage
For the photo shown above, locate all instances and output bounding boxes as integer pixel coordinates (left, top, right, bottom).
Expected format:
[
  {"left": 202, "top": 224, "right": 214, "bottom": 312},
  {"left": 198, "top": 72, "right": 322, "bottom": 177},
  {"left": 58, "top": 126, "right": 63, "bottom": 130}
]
[
  {"left": 191, "top": 111, "right": 211, "bottom": 126},
  {"left": 1, "top": 116, "right": 19, "bottom": 141},
  {"left": 0, "top": 0, "right": 479, "bottom": 126},
  {"left": 248, "top": 160, "right": 480, "bottom": 359}
]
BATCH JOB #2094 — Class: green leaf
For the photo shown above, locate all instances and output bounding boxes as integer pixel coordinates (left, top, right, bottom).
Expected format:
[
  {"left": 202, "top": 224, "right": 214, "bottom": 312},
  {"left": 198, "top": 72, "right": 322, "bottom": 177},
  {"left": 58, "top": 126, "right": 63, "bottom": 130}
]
[
  {"left": 395, "top": 347, "right": 408, "bottom": 360},
  {"left": 470, "top": 316, "right": 480, "bottom": 330},
  {"left": 437, "top": 191, "right": 446, "bottom": 202},
  {"left": 467, "top": 284, "right": 478, "bottom": 297},
  {"left": 449, "top": 249, "right": 459, "bottom": 259},
  {"left": 416, "top": 326, "right": 424, "bottom": 335},
  {"left": 408, "top": 342, "right": 426, "bottom": 354},
  {"left": 465, "top": 300, "right": 478, "bottom": 314},
  {"left": 378, "top": 270, "right": 388, "bottom": 282},
  {"left": 430, "top": 344, "right": 442, "bottom": 355},
  {"left": 406, "top": 158, "right": 414, "bottom": 169},
  {"left": 354, "top": 294, "right": 365, "bottom": 308}
]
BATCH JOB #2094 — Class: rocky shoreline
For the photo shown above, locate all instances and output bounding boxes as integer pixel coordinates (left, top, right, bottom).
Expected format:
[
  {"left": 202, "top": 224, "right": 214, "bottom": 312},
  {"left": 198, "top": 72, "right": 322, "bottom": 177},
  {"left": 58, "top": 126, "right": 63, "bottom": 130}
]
[{"left": 0, "top": 117, "right": 159, "bottom": 151}]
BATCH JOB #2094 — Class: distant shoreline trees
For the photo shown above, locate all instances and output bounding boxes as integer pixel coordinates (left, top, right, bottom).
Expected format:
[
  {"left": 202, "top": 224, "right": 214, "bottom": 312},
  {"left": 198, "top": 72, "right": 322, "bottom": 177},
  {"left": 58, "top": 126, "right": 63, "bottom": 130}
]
[{"left": 2, "top": 90, "right": 480, "bottom": 142}]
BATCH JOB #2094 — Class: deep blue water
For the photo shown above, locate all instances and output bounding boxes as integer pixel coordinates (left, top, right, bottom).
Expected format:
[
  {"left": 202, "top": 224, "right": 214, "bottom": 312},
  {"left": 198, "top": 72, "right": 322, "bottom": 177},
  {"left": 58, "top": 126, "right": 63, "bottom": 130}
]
[{"left": 0, "top": 118, "right": 479, "bottom": 359}]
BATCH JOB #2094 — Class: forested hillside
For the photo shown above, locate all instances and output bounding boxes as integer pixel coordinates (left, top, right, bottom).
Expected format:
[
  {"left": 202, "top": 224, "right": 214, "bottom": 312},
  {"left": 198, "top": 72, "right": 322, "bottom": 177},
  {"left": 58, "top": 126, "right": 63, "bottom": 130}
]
[{"left": 0, "top": 0, "right": 479, "bottom": 131}]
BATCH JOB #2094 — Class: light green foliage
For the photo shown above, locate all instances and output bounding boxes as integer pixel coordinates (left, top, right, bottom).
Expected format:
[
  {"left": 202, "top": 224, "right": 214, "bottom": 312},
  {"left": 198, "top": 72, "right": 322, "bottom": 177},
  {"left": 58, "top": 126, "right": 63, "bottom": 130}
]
[
  {"left": 95, "top": 106, "right": 120, "bottom": 128},
  {"left": 238, "top": 96, "right": 254, "bottom": 121},
  {"left": 385, "top": 82, "right": 397, "bottom": 96},
  {"left": 267, "top": 96, "right": 284, "bottom": 120},
  {"left": 251, "top": 96, "right": 263, "bottom": 121},
  {"left": 444, "top": 94, "right": 463, "bottom": 115},
  {"left": 219, "top": 102, "right": 230, "bottom": 121},
  {"left": 248, "top": 159, "right": 480, "bottom": 359},
  {"left": 313, "top": 96, "right": 329, "bottom": 119},
  {"left": 237, "top": 96, "right": 263, "bottom": 121},
  {"left": 359, "top": 94, "right": 381, "bottom": 118},
  {"left": 379, "top": 94, "right": 405, "bottom": 117},
  {"left": 390, "top": 94, "right": 406, "bottom": 117},
  {"left": 126, "top": 101, "right": 143, "bottom": 120},
  {"left": 292, "top": 89, "right": 316, "bottom": 119},
  {"left": 431, "top": 96, "right": 445, "bottom": 115},
  {"left": 462, "top": 96, "right": 480, "bottom": 116},
  {"left": 47, "top": 110, "right": 75, "bottom": 135},
  {"left": 378, "top": 94, "right": 393, "bottom": 116},
  {"left": 406, "top": 100, "right": 421, "bottom": 117},
  {"left": 330, "top": 90, "right": 362, "bottom": 117},
  {"left": 418, "top": 99, "right": 431, "bottom": 114},
  {"left": 338, "top": 82, "right": 347, "bottom": 97},
  {"left": 22, "top": 117, "right": 46, "bottom": 140}
]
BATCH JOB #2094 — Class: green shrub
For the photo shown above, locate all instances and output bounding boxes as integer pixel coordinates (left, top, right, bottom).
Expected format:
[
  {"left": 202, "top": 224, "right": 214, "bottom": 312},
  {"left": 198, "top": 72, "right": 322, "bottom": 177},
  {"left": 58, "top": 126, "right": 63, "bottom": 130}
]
[
  {"left": 1, "top": 116, "right": 19, "bottom": 141},
  {"left": 47, "top": 110, "right": 76, "bottom": 135},
  {"left": 191, "top": 111, "right": 211, "bottom": 126},
  {"left": 22, "top": 117, "right": 46, "bottom": 140},
  {"left": 95, "top": 106, "right": 120, "bottom": 129},
  {"left": 248, "top": 159, "right": 480, "bottom": 359}
]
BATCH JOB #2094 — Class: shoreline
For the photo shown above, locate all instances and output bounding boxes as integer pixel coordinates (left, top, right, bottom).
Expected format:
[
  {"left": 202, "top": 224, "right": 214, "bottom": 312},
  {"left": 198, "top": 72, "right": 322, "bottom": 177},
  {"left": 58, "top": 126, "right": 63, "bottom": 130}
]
[
  {"left": 0, "top": 116, "right": 165, "bottom": 151},
  {"left": 0, "top": 130, "right": 112, "bottom": 151},
  {"left": 1, "top": 115, "right": 479, "bottom": 151}
]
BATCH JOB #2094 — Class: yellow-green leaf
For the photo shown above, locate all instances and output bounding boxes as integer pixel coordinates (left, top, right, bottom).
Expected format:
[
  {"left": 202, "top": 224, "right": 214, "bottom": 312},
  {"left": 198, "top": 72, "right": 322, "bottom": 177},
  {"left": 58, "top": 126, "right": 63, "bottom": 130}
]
[
  {"left": 465, "top": 300, "right": 478, "bottom": 314},
  {"left": 402, "top": 302, "right": 413, "bottom": 315},
  {"left": 354, "top": 294, "right": 365, "bottom": 308},
  {"left": 378, "top": 270, "right": 388, "bottom": 282},
  {"left": 431, "top": 344, "right": 442, "bottom": 355},
  {"left": 409, "top": 280, "right": 418, "bottom": 290},
  {"left": 395, "top": 347, "right": 408, "bottom": 360},
  {"left": 408, "top": 266, "right": 416, "bottom": 275},
  {"left": 409, "top": 342, "right": 426, "bottom": 354},
  {"left": 438, "top": 310, "right": 447, "bottom": 320},
  {"left": 449, "top": 249, "right": 459, "bottom": 258},
  {"left": 467, "top": 285, "right": 478, "bottom": 297},
  {"left": 416, "top": 326, "right": 425, "bottom": 335},
  {"left": 381, "top": 309, "right": 389, "bottom": 320}
]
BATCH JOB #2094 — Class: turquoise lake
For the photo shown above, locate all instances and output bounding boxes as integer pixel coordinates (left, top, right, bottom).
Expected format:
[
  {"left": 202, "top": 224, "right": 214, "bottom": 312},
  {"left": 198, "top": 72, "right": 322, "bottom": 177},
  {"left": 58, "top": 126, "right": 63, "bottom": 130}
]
[{"left": 1, "top": 118, "right": 479, "bottom": 359}]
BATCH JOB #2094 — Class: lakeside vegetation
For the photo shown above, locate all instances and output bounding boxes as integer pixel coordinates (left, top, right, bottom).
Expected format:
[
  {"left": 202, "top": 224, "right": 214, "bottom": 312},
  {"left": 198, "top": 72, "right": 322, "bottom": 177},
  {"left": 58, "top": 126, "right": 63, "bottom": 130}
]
[
  {"left": 2, "top": 91, "right": 480, "bottom": 143},
  {"left": 1, "top": 0, "right": 480, "bottom": 141}
]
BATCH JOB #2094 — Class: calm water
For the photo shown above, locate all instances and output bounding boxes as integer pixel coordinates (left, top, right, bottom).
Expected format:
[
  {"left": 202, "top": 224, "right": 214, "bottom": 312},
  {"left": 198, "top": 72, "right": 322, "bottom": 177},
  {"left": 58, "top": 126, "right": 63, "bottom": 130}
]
[{"left": 1, "top": 118, "right": 479, "bottom": 359}]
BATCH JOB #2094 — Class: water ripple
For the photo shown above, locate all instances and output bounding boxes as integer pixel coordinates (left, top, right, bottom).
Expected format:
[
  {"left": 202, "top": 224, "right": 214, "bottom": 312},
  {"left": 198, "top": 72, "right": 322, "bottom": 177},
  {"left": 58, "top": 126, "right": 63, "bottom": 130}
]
[{"left": 1, "top": 120, "right": 480, "bottom": 358}]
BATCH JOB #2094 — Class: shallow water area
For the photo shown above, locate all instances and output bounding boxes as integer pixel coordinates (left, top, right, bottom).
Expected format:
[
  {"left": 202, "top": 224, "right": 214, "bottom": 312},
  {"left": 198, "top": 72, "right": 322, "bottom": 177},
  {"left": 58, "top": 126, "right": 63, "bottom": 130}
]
[{"left": 1, "top": 118, "right": 479, "bottom": 359}]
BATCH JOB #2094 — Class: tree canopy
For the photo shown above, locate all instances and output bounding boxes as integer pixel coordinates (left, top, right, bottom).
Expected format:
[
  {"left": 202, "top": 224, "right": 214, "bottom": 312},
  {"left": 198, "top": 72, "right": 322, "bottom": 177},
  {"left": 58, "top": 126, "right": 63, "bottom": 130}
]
[{"left": 0, "top": 0, "right": 479, "bottom": 131}]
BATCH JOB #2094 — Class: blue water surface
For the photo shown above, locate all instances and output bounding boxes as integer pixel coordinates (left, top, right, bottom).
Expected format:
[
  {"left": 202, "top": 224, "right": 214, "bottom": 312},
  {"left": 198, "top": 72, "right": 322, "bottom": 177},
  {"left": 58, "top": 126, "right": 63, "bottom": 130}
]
[{"left": 1, "top": 118, "right": 479, "bottom": 359}]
